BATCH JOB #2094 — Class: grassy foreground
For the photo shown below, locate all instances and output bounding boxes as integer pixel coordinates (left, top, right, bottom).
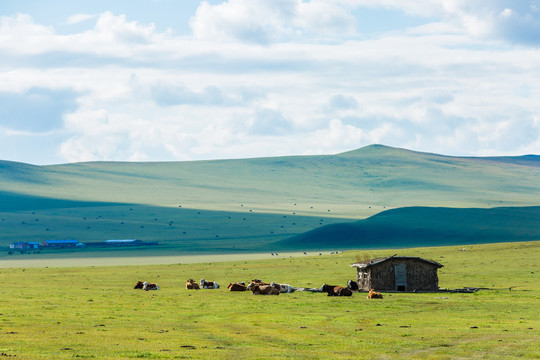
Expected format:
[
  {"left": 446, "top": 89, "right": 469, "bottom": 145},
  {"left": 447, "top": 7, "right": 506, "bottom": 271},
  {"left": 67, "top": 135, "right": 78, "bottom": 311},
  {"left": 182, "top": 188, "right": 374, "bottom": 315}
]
[{"left": 0, "top": 241, "right": 539, "bottom": 359}]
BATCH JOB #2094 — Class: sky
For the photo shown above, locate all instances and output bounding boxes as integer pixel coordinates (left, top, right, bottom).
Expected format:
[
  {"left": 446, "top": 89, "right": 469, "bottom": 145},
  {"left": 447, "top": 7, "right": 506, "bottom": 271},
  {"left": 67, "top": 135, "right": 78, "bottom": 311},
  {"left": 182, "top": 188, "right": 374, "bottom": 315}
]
[{"left": 1, "top": 0, "right": 540, "bottom": 164}]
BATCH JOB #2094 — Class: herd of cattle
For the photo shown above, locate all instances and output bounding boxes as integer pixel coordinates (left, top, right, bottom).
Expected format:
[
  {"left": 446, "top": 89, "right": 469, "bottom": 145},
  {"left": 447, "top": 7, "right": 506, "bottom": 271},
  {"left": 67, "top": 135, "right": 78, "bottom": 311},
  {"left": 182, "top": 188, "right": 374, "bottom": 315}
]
[{"left": 134, "top": 278, "right": 384, "bottom": 298}]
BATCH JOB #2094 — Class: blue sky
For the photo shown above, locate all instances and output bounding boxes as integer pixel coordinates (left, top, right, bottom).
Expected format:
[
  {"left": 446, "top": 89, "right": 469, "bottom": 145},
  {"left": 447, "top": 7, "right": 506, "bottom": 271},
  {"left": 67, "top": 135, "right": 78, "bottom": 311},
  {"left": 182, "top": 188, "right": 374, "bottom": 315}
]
[{"left": 1, "top": 0, "right": 540, "bottom": 164}]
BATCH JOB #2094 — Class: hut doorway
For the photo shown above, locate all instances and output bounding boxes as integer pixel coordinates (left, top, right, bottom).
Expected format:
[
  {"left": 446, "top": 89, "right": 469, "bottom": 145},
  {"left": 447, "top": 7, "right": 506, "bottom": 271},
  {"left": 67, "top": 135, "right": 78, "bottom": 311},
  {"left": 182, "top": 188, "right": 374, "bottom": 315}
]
[{"left": 394, "top": 263, "right": 407, "bottom": 291}]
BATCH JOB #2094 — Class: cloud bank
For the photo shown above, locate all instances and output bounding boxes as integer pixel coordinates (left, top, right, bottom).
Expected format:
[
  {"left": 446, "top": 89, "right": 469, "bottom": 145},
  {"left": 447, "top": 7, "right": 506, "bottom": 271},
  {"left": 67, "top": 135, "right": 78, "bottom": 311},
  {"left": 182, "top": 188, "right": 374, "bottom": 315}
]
[{"left": 0, "top": 0, "right": 539, "bottom": 164}]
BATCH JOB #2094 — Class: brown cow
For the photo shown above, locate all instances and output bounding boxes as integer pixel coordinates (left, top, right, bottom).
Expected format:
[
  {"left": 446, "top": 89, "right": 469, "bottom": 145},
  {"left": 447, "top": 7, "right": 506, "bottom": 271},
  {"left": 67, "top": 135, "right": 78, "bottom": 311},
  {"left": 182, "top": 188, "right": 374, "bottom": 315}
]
[
  {"left": 367, "top": 289, "right": 383, "bottom": 299},
  {"left": 227, "top": 282, "right": 247, "bottom": 291},
  {"left": 186, "top": 279, "right": 200, "bottom": 290},
  {"left": 249, "top": 284, "right": 279, "bottom": 295},
  {"left": 320, "top": 283, "right": 353, "bottom": 296}
]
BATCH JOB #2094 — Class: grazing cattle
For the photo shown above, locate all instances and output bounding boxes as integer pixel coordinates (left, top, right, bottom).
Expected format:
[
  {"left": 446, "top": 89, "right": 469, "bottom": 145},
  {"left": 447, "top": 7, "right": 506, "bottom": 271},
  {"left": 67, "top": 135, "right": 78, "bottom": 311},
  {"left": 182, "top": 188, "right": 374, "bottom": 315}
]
[
  {"left": 250, "top": 284, "right": 280, "bottom": 295},
  {"left": 200, "top": 279, "right": 220, "bottom": 289},
  {"left": 347, "top": 280, "right": 359, "bottom": 291},
  {"left": 270, "top": 282, "right": 296, "bottom": 293},
  {"left": 367, "top": 289, "right": 383, "bottom": 299},
  {"left": 186, "top": 279, "right": 200, "bottom": 290},
  {"left": 320, "top": 283, "right": 353, "bottom": 296},
  {"left": 227, "top": 282, "right": 248, "bottom": 291}
]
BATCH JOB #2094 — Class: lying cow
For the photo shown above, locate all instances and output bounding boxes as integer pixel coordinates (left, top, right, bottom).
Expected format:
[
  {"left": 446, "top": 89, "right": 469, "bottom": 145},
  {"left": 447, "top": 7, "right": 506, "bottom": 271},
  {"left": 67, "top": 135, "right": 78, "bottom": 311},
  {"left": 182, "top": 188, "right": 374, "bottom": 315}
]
[
  {"left": 250, "top": 284, "right": 280, "bottom": 295},
  {"left": 320, "top": 283, "right": 353, "bottom": 296},
  {"left": 270, "top": 282, "right": 296, "bottom": 293},
  {"left": 227, "top": 282, "right": 247, "bottom": 291},
  {"left": 134, "top": 281, "right": 159, "bottom": 291},
  {"left": 367, "top": 289, "right": 383, "bottom": 299},
  {"left": 347, "top": 280, "right": 359, "bottom": 291},
  {"left": 251, "top": 279, "right": 270, "bottom": 286},
  {"left": 143, "top": 281, "right": 159, "bottom": 291},
  {"left": 186, "top": 279, "right": 200, "bottom": 290},
  {"left": 200, "top": 279, "right": 220, "bottom": 289}
]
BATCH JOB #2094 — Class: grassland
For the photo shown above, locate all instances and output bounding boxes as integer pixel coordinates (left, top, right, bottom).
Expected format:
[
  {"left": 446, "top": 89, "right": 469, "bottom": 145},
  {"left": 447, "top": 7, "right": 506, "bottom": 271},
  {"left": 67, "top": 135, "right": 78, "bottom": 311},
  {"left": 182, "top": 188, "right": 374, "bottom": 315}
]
[
  {"left": 283, "top": 206, "right": 540, "bottom": 250},
  {"left": 0, "top": 241, "right": 538, "bottom": 359},
  {"left": 1, "top": 145, "right": 540, "bottom": 254}
]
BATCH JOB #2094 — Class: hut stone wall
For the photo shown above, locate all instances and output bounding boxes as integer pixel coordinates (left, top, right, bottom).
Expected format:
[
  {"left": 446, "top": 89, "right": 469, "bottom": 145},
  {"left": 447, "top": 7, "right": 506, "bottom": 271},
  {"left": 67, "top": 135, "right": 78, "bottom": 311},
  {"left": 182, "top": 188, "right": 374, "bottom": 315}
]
[{"left": 356, "top": 258, "right": 440, "bottom": 292}]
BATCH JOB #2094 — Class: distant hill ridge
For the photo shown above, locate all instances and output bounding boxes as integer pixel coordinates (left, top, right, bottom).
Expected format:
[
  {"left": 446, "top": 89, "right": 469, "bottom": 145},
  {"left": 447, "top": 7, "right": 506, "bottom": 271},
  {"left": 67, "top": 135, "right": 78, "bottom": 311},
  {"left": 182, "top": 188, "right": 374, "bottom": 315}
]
[
  {"left": 1, "top": 145, "right": 539, "bottom": 252},
  {"left": 276, "top": 206, "right": 540, "bottom": 250},
  {"left": 1, "top": 144, "right": 540, "bottom": 215}
]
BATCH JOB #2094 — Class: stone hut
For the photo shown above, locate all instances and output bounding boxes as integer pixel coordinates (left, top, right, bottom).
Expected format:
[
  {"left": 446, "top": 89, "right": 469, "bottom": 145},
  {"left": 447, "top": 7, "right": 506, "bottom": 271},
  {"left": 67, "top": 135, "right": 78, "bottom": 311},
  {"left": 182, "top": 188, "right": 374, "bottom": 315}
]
[{"left": 350, "top": 255, "right": 443, "bottom": 292}]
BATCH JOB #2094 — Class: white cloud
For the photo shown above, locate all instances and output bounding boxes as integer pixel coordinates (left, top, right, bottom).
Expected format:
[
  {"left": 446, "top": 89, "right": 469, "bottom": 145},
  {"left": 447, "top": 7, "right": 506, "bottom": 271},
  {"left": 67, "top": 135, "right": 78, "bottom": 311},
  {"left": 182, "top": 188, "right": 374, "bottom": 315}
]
[
  {"left": 190, "top": 0, "right": 357, "bottom": 44},
  {"left": 1, "top": 4, "right": 540, "bottom": 164},
  {"left": 66, "top": 13, "right": 97, "bottom": 25}
]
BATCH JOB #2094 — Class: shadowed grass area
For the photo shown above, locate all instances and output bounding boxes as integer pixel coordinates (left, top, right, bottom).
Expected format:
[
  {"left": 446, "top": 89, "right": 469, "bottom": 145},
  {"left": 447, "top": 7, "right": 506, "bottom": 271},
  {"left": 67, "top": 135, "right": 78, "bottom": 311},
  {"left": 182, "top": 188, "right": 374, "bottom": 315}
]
[
  {"left": 0, "top": 241, "right": 538, "bottom": 359},
  {"left": 280, "top": 206, "right": 540, "bottom": 250}
]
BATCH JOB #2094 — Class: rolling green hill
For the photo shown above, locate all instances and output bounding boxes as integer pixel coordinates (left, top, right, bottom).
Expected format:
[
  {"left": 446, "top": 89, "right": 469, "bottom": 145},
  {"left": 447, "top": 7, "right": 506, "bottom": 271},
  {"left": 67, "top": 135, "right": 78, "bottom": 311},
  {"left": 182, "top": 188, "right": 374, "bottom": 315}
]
[
  {"left": 277, "top": 206, "right": 540, "bottom": 250},
  {"left": 1, "top": 145, "right": 539, "bottom": 254}
]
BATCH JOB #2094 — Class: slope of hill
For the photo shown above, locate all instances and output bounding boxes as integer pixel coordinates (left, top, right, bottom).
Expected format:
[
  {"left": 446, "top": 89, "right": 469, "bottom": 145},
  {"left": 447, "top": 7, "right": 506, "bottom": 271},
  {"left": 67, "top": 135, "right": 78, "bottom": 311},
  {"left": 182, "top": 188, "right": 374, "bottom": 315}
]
[
  {"left": 2, "top": 144, "right": 540, "bottom": 217},
  {"left": 276, "top": 206, "right": 540, "bottom": 250},
  {"left": 1, "top": 145, "right": 539, "bottom": 253}
]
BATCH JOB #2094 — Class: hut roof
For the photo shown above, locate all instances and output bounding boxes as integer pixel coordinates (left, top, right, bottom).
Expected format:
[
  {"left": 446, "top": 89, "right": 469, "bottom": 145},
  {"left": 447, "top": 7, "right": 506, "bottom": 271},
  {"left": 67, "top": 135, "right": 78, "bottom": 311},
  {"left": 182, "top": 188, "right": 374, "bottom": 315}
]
[{"left": 351, "top": 255, "right": 443, "bottom": 269}]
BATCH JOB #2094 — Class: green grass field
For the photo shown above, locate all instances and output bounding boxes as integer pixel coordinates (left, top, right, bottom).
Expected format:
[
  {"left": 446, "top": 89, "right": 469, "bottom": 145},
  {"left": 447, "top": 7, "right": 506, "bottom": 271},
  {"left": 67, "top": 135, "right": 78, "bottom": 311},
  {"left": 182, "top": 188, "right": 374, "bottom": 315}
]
[
  {"left": 1, "top": 241, "right": 538, "bottom": 359},
  {"left": 1, "top": 145, "right": 540, "bottom": 255}
]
